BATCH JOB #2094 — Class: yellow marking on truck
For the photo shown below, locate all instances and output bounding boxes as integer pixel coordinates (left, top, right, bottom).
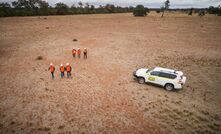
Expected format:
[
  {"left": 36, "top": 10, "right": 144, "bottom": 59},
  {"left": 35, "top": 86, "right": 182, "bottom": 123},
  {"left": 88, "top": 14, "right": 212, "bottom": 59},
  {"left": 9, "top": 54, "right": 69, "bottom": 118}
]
[
  {"left": 148, "top": 77, "right": 155, "bottom": 81},
  {"left": 147, "top": 75, "right": 176, "bottom": 81}
]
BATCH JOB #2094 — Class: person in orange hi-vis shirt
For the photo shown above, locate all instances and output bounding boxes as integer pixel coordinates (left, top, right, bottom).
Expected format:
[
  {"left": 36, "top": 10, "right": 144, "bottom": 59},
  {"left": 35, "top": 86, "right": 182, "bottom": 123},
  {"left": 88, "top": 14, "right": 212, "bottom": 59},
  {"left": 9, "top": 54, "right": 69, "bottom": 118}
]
[
  {"left": 48, "top": 63, "right": 55, "bottom": 80},
  {"left": 77, "top": 48, "right": 81, "bottom": 58},
  {"left": 72, "top": 48, "right": 76, "bottom": 58},
  {"left": 66, "top": 63, "right": 72, "bottom": 78},
  {"left": 60, "top": 64, "right": 65, "bottom": 78}
]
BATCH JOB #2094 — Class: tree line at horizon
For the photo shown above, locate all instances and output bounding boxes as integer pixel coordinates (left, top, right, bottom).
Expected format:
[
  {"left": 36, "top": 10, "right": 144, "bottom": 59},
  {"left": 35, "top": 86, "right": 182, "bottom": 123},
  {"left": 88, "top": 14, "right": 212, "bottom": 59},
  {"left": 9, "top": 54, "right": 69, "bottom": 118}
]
[
  {"left": 0, "top": 0, "right": 220, "bottom": 17},
  {"left": 0, "top": 0, "right": 135, "bottom": 17}
]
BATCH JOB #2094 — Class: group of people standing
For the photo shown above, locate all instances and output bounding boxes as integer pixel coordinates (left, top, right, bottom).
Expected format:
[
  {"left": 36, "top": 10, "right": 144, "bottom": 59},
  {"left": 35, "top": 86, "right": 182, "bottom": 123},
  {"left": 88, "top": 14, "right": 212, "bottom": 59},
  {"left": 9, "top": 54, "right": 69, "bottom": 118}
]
[
  {"left": 72, "top": 48, "right": 87, "bottom": 59},
  {"left": 48, "top": 48, "right": 88, "bottom": 79},
  {"left": 49, "top": 63, "right": 72, "bottom": 79}
]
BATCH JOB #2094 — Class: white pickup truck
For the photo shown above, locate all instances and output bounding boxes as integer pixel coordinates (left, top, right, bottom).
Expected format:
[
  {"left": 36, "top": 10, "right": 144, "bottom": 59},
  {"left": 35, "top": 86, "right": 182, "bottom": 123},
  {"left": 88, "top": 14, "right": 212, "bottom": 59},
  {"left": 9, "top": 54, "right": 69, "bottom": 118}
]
[{"left": 133, "top": 67, "right": 186, "bottom": 91}]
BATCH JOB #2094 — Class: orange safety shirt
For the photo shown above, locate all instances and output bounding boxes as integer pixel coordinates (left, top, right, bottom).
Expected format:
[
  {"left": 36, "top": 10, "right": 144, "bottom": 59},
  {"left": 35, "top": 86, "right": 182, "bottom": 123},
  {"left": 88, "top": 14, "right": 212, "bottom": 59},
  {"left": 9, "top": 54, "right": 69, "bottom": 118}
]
[
  {"left": 60, "top": 66, "right": 65, "bottom": 73},
  {"left": 77, "top": 49, "right": 81, "bottom": 54},
  {"left": 49, "top": 66, "right": 55, "bottom": 73},
  {"left": 72, "top": 49, "right": 76, "bottom": 54},
  {"left": 66, "top": 65, "right": 71, "bottom": 72}
]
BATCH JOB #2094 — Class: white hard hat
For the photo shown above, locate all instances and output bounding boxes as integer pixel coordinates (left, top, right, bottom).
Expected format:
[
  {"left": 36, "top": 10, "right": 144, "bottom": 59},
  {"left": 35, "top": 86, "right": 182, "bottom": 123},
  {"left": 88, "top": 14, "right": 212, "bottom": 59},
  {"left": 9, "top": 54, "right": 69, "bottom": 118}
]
[
  {"left": 84, "top": 48, "right": 86, "bottom": 49},
  {"left": 66, "top": 63, "right": 69, "bottom": 66},
  {"left": 78, "top": 48, "right": 80, "bottom": 50},
  {"left": 50, "top": 63, "right": 53, "bottom": 66},
  {"left": 60, "top": 64, "right": 63, "bottom": 66}
]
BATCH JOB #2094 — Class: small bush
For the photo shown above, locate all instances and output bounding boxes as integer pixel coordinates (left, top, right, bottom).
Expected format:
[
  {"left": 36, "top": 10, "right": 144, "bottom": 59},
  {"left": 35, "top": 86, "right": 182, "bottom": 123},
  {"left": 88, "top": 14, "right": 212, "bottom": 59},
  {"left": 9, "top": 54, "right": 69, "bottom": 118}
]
[
  {"left": 36, "top": 56, "right": 43, "bottom": 60},
  {"left": 188, "top": 8, "right": 194, "bottom": 15},
  {"left": 73, "top": 38, "right": 78, "bottom": 42},
  {"left": 58, "top": 125, "right": 65, "bottom": 129},
  {"left": 208, "top": 6, "right": 221, "bottom": 16},
  {"left": 156, "top": 10, "right": 161, "bottom": 13},
  {"left": 133, "top": 5, "right": 147, "bottom": 16},
  {"left": 198, "top": 10, "right": 205, "bottom": 16}
]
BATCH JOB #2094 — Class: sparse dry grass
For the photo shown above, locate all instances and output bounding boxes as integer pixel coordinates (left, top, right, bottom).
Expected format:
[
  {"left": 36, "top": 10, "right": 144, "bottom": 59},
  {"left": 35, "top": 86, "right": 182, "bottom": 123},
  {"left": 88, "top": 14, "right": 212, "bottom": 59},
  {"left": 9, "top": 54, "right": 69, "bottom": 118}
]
[{"left": 0, "top": 12, "right": 221, "bottom": 133}]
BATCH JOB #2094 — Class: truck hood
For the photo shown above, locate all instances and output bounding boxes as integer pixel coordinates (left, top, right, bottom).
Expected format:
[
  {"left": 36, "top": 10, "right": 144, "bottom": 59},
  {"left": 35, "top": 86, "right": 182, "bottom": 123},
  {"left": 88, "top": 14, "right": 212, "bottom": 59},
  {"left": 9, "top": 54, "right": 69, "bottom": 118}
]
[
  {"left": 176, "top": 71, "right": 184, "bottom": 76},
  {"left": 136, "top": 68, "right": 149, "bottom": 76},
  {"left": 181, "top": 76, "right": 187, "bottom": 84}
]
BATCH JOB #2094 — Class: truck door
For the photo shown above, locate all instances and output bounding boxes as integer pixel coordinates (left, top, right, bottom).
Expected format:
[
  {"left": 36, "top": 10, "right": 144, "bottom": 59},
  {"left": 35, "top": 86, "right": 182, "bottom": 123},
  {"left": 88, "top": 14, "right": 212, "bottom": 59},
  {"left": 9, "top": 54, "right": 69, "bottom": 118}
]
[{"left": 147, "top": 71, "right": 160, "bottom": 84}]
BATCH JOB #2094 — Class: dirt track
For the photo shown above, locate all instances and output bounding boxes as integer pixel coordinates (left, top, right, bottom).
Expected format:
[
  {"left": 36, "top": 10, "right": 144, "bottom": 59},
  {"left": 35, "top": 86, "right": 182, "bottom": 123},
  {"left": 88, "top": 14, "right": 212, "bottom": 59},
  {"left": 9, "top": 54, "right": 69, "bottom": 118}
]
[{"left": 0, "top": 12, "right": 221, "bottom": 133}]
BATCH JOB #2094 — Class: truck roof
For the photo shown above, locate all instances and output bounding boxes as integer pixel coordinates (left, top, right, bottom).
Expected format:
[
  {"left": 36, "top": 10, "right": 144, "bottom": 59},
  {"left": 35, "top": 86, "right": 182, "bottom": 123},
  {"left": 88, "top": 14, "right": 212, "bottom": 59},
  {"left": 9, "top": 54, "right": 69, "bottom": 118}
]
[
  {"left": 153, "top": 67, "right": 176, "bottom": 73},
  {"left": 153, "top": 67, "right": 184, "bottom": 76}
]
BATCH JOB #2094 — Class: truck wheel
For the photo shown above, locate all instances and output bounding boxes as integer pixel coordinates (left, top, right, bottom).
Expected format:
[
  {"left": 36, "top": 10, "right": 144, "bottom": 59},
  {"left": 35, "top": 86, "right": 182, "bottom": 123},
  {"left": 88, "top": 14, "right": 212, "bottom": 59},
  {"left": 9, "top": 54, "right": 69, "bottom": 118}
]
[
  {"left": 165, "top": 84, "right": 174, "bottom": 91},
  {"left": 138, "top": 77, "right": 145, "bottom": 84}
]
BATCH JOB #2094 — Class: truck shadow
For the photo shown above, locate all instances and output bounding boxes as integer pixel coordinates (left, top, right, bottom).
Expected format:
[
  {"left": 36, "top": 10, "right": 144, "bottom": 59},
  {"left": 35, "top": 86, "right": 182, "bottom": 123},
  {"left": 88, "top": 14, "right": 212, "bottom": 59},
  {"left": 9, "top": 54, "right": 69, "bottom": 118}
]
[{"left": 133, "top": 78, "right": 181, "bottom": 92}]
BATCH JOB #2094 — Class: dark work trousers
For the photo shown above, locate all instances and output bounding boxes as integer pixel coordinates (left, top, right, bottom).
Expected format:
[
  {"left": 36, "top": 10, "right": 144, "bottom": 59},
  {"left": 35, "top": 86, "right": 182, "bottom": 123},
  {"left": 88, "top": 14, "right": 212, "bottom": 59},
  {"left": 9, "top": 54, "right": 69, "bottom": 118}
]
[
  {"left": 73, "top": 54, "right": 76, "bottom": 58},
  {"left": 84, "top": 52, "right": 87, "bottom": 59},
  {"left": 67, "top": 72, "right": 71, "bottom": 78},
  {"left": 51, "top": 72, "right": 54, "bottom": 79},
  {"left": 60, "top": 72, "right": 64, "bottom": 78}
]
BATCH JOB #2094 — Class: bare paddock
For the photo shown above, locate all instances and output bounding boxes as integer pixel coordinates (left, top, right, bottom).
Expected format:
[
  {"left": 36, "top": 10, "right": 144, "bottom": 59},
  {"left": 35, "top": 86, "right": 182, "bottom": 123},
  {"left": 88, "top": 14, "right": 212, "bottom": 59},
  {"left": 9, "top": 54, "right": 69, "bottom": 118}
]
[{"left": 0, "top": 12, "right": 221, "bottom": 133}]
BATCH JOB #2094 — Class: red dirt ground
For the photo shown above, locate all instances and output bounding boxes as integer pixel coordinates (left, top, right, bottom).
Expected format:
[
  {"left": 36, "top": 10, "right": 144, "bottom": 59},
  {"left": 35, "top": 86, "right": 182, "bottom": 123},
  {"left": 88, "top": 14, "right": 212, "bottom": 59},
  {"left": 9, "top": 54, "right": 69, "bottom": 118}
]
[{"left": 0, "top": 12, "right": 221, "bottom": 133}]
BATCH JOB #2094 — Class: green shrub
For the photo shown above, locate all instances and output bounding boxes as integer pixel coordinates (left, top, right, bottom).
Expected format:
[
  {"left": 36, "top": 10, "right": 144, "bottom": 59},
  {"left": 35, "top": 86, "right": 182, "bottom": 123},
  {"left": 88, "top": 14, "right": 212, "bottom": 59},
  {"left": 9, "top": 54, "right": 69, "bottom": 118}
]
[
  {"left": 55, "top": 2, "right": 69, "bottom": 15},
  {"left": 188, "top": 8, "right": 193, "bottom": 15},
  {"left": 208, "top": 6, "right": 221, "bottom": 16},
  {"left": 133, "top": 5, "right": 147, "bottom": 16},
  {"left": 198, "top": 10, "right": 205, "bottom": 16},
  {"left": 156, "top": 10, "right": 161, "bottom": 13}
]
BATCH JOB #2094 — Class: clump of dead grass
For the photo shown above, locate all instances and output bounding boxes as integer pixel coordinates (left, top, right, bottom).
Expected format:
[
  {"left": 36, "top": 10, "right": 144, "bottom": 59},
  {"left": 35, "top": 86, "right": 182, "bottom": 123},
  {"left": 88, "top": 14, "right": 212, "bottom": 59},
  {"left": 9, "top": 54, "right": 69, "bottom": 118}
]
[
  {"left": 36, "top": 56, "right": 43, "bottom": 60},
  {"left": 38, "top": 127, "right": 50, "bottom": 131},
  {"left": 58, "top": 125, "right": 65, "bottom": 129},
  {"left": 73, "top": 39, "right": 78, "bottom": 42}
]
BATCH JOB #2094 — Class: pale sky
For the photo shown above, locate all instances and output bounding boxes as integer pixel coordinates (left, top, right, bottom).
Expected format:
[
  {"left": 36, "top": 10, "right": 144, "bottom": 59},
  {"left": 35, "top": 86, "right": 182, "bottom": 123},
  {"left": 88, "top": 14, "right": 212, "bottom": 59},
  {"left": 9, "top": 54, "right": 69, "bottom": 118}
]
[{"left": 1, "top": 0, "right": 221, "bottom": 8}]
